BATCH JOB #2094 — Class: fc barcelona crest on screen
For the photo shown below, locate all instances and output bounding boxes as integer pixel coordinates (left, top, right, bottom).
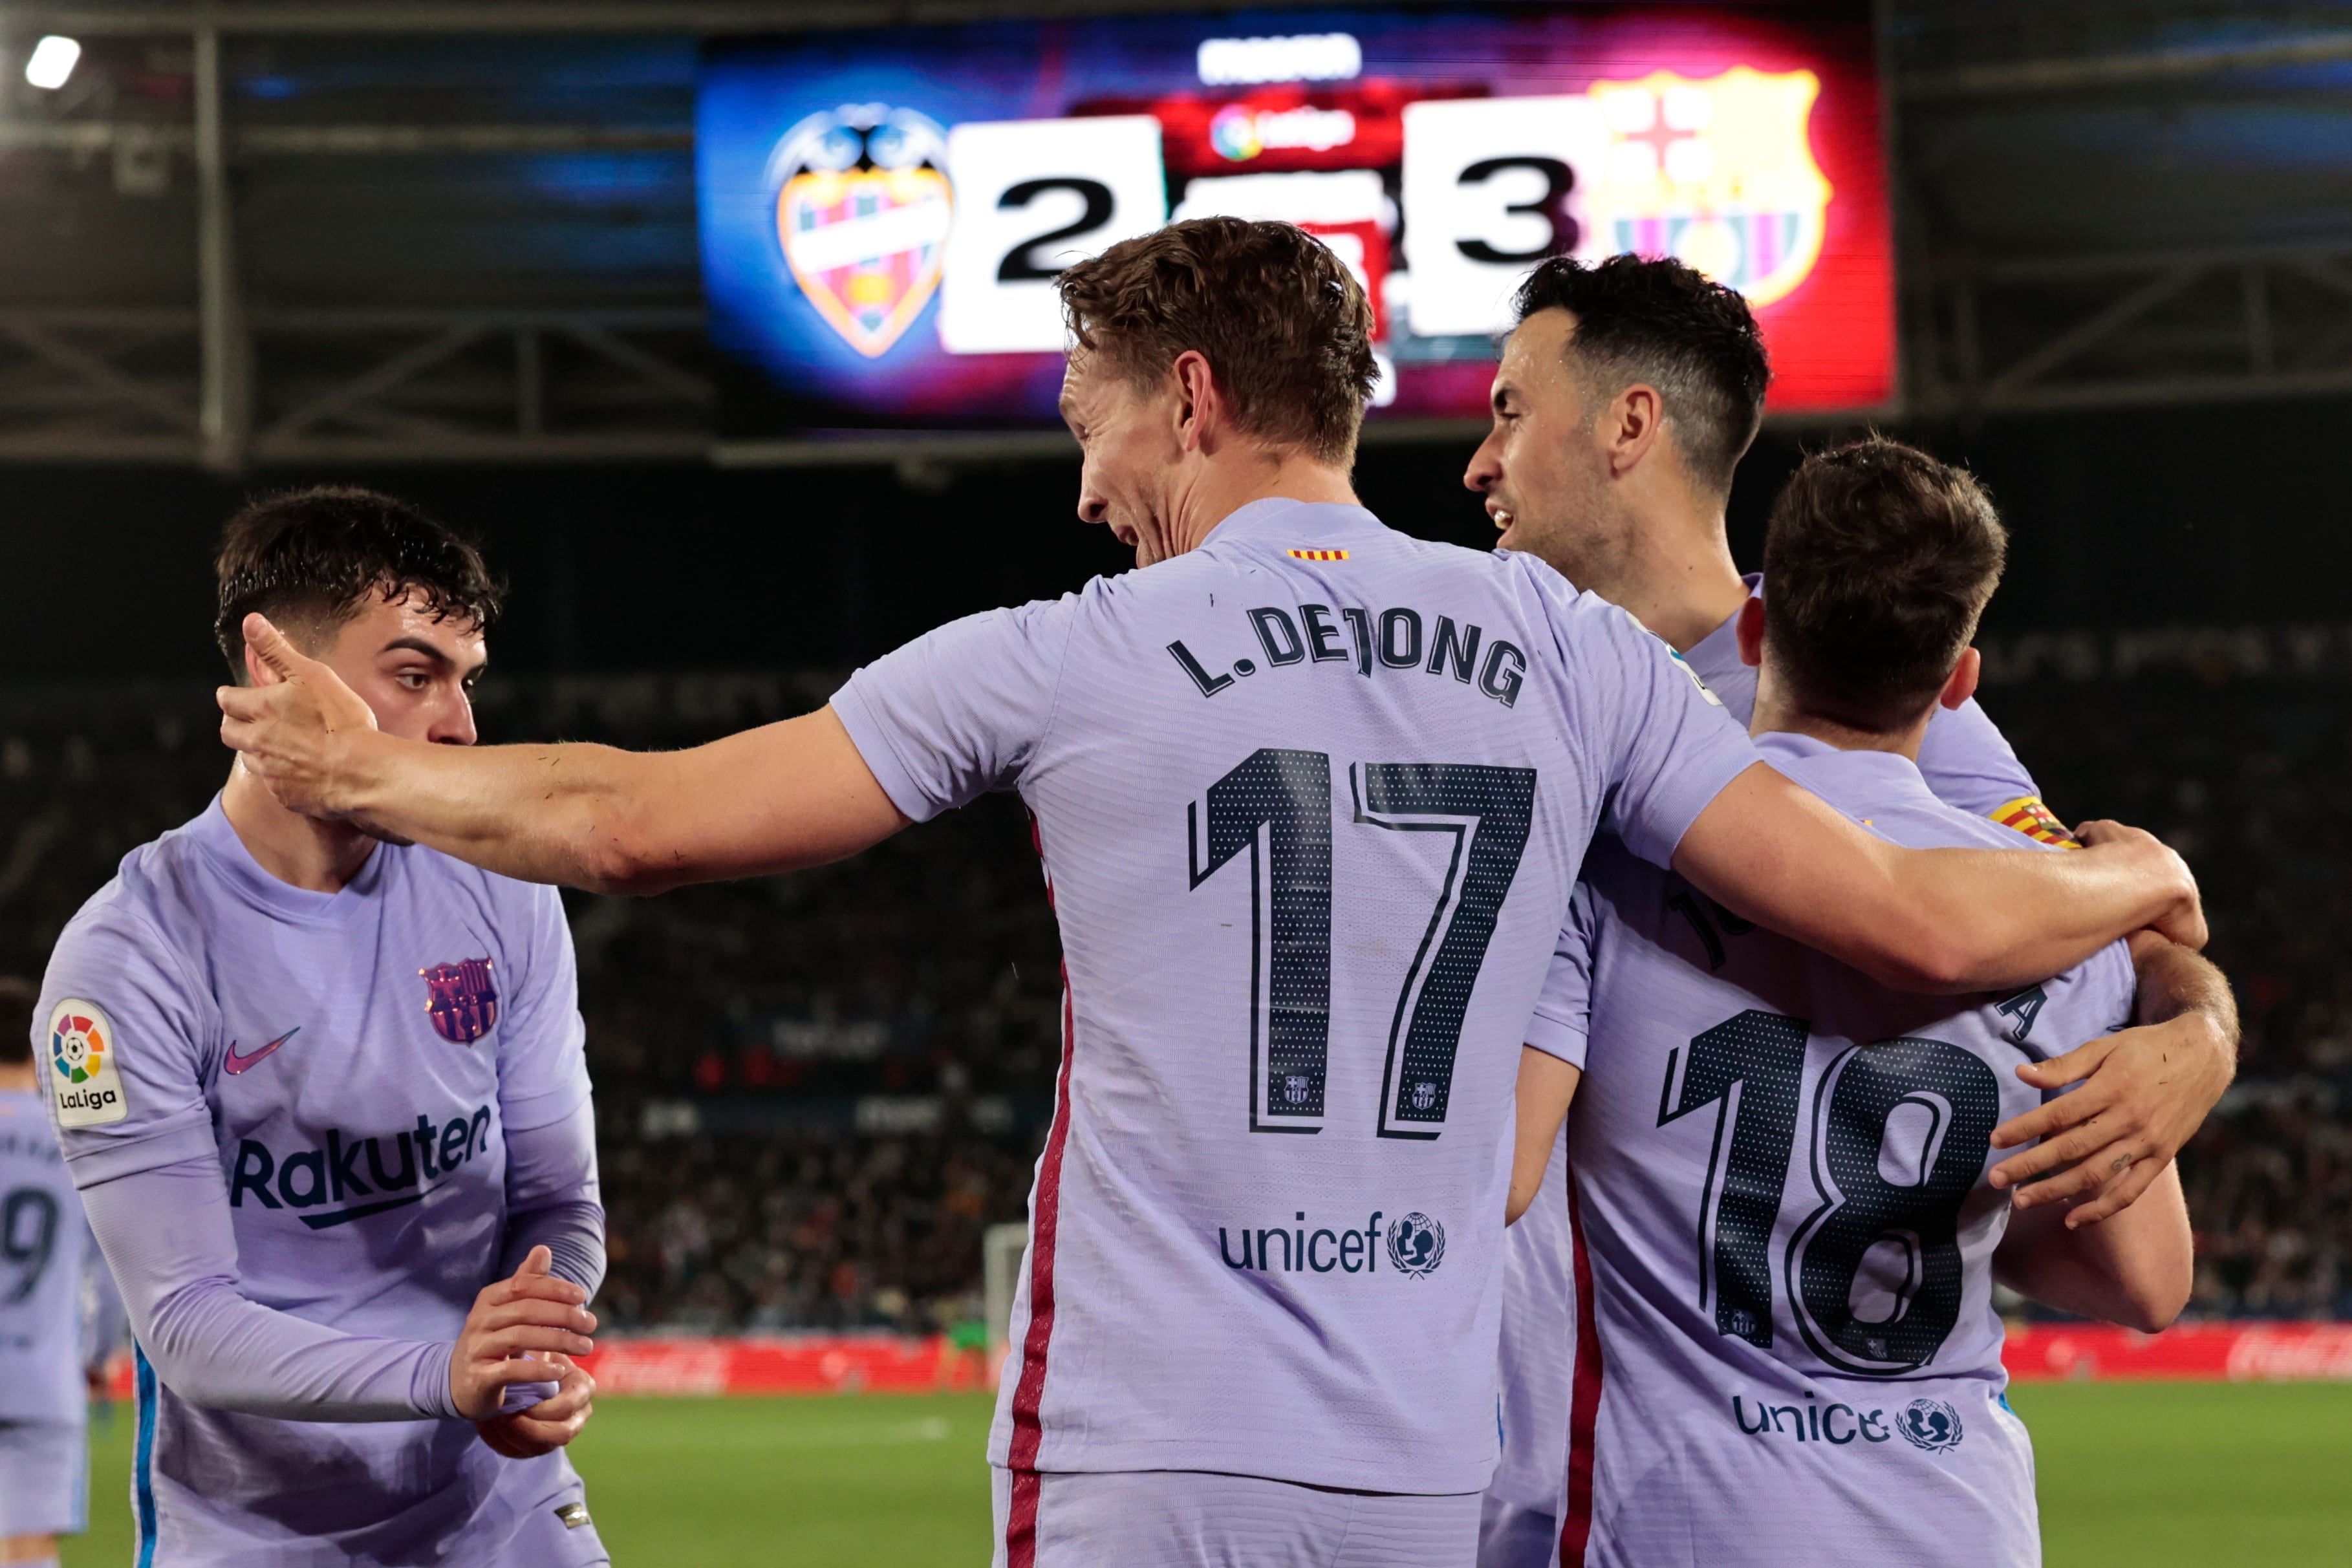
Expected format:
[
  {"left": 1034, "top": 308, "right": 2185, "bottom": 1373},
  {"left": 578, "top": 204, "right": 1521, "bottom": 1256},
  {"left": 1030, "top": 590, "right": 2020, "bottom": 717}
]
[
  {"left": 420, "top": 958, "right": 499, "bottom": 1046},
  {"left": 770, "top": 104, "right": 953, "bottom": 358},
  {"left": 1584, "top": 67, "right": 1831, "bottom": 308}
]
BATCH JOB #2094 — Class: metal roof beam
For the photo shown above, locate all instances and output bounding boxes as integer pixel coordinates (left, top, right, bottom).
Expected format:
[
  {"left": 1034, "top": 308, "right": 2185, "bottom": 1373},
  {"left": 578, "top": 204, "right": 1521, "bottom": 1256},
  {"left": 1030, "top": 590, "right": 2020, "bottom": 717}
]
[
  {"left": 1905, "top": 29, "right": 2352, "bottom": 101},
  {"left": 0, "top": 1, "right": 1333, "bottom": 36}
]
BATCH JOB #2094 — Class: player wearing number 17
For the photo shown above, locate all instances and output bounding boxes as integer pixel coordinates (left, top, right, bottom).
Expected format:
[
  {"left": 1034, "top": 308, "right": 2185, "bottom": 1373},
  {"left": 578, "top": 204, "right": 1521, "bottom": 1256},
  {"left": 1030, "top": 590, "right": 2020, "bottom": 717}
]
[{"left": 217, "top": 219, "right": 2200, "bottom": 1567}]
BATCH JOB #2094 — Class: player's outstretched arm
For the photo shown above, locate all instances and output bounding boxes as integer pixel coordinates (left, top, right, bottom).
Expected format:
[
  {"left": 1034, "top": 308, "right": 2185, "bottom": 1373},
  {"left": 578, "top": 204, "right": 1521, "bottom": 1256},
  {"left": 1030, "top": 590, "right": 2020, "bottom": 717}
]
[
  {"left": 1507, "top": 1046, "right": 1581, "bottom": 1225},
  {"left": 217, "top": 614, "right": 912, "bottom": 893},
  {"left": 1989, "top": 934, "right": 2238, "bottom": 1225},
  {"left": 1991, "top": 1157, "right": 2194, "bottom": 1332},
  {"left": 1670, "top": 763, "right": 2203, "bottom": 994}
]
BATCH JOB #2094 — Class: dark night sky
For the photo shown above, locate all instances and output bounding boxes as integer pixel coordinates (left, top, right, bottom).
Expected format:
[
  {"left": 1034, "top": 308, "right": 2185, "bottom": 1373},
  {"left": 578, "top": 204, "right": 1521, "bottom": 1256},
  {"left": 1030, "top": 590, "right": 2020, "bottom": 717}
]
[{"left": 6, "top": 392, "right": 2346, "bottom": 682}]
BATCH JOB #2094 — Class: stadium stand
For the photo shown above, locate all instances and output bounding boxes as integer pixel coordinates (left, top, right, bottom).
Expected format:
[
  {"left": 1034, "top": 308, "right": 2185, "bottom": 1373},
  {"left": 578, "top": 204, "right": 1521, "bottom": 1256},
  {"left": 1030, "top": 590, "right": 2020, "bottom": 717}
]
[{"left": 2, "top": 647, "right": 2344, "bottom": 1329}]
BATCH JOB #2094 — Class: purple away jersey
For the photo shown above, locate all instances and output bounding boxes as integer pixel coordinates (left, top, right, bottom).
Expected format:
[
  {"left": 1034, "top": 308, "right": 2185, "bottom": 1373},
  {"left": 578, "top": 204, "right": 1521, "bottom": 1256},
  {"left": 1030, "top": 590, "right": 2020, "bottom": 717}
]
[
  {"left": 37, "top": 797, "right": 599, "bottom": 1566},
  {"left": 0, "top": 1087, "right": 104, "bottom": 1426},
  {"left": 1547, "top": 733, "right": 2133, "bottom": 1567},
  {"left": 1484, "top": 579, "right": 2049, "bottom": 1567},
  {"left": 832, "top": 498, "right": 1762, "bottom": 1508}
]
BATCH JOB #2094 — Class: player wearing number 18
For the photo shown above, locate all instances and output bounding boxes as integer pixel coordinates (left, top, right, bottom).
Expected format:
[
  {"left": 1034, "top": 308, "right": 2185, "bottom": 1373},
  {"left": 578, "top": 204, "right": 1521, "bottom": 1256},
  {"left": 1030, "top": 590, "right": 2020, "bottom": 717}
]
[
  {"left": 1511, "top": 442, "right": 2196, "bottom": 1568},
  {"left": 216, "top": 219, "right": 2199, "bottom": 1568}
]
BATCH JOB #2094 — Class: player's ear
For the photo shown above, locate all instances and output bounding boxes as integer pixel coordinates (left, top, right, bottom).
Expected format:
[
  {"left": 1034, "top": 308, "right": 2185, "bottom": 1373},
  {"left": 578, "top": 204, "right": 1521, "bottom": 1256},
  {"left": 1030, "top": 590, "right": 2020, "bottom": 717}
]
[
  {"left": 1734, "top": 597, "right": 1765, "bottom": 669},
  {"left": 1170, "top": 350, "right": 1213, "bottom": 451},
  {"left": 1940, "top": 647, "right": 1982, "bottom": 711},
  {"left": 1606, "top": 383, "right": 1664, "bottom": 478}
]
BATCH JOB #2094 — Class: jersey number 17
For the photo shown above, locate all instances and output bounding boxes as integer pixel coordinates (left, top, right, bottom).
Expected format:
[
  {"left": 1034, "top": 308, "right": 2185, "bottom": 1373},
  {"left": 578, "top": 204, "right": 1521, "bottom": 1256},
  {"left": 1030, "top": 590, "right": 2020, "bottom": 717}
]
[{"left": 1187, "top": 747, "right": 1536, "bottom": 1140}]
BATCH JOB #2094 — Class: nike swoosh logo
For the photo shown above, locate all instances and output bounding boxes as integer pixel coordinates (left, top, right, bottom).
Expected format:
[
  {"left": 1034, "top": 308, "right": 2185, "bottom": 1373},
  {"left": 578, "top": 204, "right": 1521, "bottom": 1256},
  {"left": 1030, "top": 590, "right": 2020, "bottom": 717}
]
[{"left": 223, "top": 1028, "right": 300, "bottom": 1076}]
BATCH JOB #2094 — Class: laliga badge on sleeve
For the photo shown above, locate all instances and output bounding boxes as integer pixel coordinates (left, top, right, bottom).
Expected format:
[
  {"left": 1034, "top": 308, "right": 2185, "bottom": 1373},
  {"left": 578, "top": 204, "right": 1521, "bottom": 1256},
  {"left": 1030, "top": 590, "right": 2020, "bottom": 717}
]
[{"left": 49, "top": 998, "right": 129, "bottom": 1127}]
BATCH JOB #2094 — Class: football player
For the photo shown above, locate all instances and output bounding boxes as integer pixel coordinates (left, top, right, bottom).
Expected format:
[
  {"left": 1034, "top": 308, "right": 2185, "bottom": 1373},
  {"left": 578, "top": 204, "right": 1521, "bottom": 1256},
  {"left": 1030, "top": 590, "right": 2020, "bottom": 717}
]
[
  {"left": 39, "top": 491, "right": 607, "bottom": 1565},
  {"left": 1503, "top": 438, "right": 2194, "bottom": 1565},
  {"left": 219, "top": 220, "right": 2198, "bottom": 1567},
  {"left": 1, "top": 975, "right": 124, "bottom": 1568},
  {"left": 1465, "top": 256, "right": 2236, "bottom": 1568}
]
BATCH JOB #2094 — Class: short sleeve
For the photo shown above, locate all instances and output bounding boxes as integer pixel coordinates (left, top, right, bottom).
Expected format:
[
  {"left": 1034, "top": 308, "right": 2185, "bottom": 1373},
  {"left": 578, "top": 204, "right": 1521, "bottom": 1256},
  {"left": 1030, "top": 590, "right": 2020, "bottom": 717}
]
[
  {"left": 38, "top": 906, "right": 219, "bottom": 1186},
  {"left": 1539, "top": 574, "right": 1762, "bottom": 870},
  {"left": 829, "top": 595, "right": 1079, "bottom": 823},
  {"left": 1526, "top": 883, "right": 1600, "bottom": 1069},
  {"left": 1917, "top": 696, "right": 2042, "bottom": 819},
  {"left": 491, "top": 881, "right": 593, "bottom": 1133}
]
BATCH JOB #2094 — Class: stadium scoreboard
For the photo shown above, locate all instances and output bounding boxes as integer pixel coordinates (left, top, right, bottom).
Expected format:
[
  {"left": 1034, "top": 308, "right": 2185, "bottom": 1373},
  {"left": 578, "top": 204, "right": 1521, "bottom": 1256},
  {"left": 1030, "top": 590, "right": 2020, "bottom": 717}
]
[{"left": 699, "top": 5, "right": 1890, "bottom": 431}]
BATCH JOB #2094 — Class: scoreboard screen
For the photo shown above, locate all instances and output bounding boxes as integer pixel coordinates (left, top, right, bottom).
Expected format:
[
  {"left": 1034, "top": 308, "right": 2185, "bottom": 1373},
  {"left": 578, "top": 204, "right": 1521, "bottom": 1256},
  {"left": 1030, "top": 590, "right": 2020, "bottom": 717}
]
[{"left": 699, "top": 5, "right": 1890, "bottom": 431}]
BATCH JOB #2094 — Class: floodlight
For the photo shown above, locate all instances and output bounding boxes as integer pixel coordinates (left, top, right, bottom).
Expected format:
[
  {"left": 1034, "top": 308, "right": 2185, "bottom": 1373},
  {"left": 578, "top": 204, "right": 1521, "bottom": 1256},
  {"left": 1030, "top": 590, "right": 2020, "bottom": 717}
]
[{"left": 25, "top": 36, "right": 81, "bottom": 91}]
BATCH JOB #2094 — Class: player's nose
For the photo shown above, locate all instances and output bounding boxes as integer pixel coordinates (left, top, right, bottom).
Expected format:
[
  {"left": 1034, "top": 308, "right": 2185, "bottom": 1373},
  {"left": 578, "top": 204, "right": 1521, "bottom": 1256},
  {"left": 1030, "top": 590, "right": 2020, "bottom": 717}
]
[
  {"left": 431, "top": 691, "right": 479, "bottom": 747},
  {"left": 1463, "top": 435, "right": 1501, "bottom": 493}
]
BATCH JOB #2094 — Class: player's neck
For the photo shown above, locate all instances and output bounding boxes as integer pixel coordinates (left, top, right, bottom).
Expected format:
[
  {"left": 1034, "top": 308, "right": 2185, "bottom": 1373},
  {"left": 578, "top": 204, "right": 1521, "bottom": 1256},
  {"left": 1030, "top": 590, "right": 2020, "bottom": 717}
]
[
  {"left": 222, "top": 760, "right": 380, "bottom": 894},
  {"left": 1171, "top": 448, "right": 1359, "bottom": 555},
  {"left": 1611, "top": 489, "right": 1749, "bottom": 654},
  {"left": 1751, "top": 689, "right": 1932, "bottom": 762},
  {"left": 0, "top": 1060, "right": 35, "bottom": 1091}
]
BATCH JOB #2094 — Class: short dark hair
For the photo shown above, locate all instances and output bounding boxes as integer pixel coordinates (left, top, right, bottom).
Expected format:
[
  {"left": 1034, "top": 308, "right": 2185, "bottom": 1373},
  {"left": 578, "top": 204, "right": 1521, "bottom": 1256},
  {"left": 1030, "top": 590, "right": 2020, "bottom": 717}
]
[
  {"left": 1510, "top": 253, "right": 1771, "bottom": 495},
  {"left": 1762, "top": 438, "right": 2008, "bottom": 732},
  {"left": 0, "top": 976, "right": 37, "bottom": 1066},
  {"left": 1058, "top": 217, "right": 1376, "bottom": 466},
  {"left": 214, "top": 488, "right": 502, "bottom": 680}
]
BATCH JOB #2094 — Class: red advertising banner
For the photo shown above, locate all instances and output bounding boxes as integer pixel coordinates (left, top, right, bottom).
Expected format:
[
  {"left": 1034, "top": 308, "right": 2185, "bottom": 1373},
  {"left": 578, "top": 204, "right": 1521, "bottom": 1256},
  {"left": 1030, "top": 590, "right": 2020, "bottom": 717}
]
[{"left": 96, "top": 1323, "right": 2352, "bottom": 1404}]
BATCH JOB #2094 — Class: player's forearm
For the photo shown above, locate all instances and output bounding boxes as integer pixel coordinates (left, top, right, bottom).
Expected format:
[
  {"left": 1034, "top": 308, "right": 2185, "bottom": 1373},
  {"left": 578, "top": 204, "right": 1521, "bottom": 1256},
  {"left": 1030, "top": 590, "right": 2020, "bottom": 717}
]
[
  {"left": 1675, "top": 766, "right": 2199, "bottom": 993},
  {"left": 1878, "top": 833, "right": 2199, "bottom": 993},
  {"left": 332, "top": 731, "right": 672, "bottom": 893},
  {"left": 1993, "top": 1160, "right": 2194, "bottom": 1332},
  {"left": 84, "top": 1158, "right": 461, "bottom": 1422},
  {"left": 501, "top": 1104, "right": 607, "bottom": 1294},
  {"left": 1507, "top": 1047, "right": 1580, "bottom": 1225},
  {"left": 2129, "top": 932, "right": 2239, "bottom": 1053},
  {"left": 329, "top": 708, "right": 903, "bottom": 895}
]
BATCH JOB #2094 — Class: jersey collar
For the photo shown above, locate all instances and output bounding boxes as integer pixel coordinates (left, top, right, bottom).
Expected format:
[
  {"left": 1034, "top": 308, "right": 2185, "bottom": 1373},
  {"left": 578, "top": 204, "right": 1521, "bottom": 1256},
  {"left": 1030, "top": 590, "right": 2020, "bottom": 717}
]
[
  {"left": 1198, "top": 497, "right": 1386, "bottom": 553},
  {"left": 186, "top": 793, "right": 390, "bottom": 927},
  {"left": 1755, "top": 731, "right": 1945, "bottom": 814}
]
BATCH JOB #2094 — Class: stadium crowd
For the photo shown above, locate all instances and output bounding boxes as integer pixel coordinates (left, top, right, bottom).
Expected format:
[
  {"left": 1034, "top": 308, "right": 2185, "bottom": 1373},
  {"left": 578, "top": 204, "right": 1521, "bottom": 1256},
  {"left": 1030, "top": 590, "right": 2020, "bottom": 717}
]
[{"left": 2, "top": 656, "right": 2346, "bottom": 1329}]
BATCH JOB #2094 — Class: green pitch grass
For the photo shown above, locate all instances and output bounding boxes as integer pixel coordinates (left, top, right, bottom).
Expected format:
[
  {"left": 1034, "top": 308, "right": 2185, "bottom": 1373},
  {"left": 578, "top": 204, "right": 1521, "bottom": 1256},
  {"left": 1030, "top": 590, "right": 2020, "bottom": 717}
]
[{"left": 62, "top": 1382, "right": 2352, "bottom": 1565}]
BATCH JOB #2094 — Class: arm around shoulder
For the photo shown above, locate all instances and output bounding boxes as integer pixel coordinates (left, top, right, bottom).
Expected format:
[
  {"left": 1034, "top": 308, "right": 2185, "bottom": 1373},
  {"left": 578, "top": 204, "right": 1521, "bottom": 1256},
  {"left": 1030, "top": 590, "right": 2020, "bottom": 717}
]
[{"left": 1670, "top": 765, "right": 2203, "bottom": 994}]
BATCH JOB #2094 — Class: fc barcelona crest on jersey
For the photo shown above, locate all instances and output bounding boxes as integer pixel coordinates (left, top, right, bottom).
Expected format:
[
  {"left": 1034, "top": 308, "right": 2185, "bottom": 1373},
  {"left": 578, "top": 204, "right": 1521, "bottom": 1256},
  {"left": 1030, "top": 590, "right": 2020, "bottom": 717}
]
[{"left": 420, "top": 958, "right": 499, "bottom": 1046}]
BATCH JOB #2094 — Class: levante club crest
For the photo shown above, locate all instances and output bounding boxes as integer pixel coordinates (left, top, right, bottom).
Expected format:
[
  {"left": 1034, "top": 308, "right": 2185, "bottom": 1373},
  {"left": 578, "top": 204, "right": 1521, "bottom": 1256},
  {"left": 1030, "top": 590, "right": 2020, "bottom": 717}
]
[
  {"left": 771, "top": 104, "right": 953, "bottom": 358},
  {"left": 1584, "top": 67, "right": 1832, "bottom": 309},
  {"left": 420, "top": 958, "right": 499, "bottom": 1046}
]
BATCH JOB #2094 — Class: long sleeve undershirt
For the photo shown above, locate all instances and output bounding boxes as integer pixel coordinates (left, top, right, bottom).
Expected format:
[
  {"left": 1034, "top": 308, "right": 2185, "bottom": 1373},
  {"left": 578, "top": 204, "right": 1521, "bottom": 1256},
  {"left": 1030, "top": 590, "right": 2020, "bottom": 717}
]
[{"left": 82, "top": 1102, "right": 604, "bottom": 1424}]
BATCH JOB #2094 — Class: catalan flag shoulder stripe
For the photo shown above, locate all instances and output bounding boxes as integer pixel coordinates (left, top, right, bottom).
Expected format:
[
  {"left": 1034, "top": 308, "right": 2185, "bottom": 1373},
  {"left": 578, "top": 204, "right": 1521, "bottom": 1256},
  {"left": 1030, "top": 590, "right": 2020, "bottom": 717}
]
[
  {"left": 1286, "top": 548, "right": 1348, "bottom": 561},
  {"left": 1989, "top": 795, "right": 2081, "bottom": 849}
]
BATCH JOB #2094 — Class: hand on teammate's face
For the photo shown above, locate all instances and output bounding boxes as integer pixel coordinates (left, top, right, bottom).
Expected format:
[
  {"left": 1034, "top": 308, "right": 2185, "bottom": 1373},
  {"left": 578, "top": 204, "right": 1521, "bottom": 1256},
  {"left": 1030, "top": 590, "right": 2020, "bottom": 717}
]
[
  {"left": 474, "top": 1351, "right": 596, "bottom": 1459},
  {"left": 1985, "top": 1010, "right": 2236, "bottom": 1227},
  {"left": 449, "top": 1245, "right": 597, "bottom": 1425},
  {"left": 217, "top": 612, "right": 380, "bottom": 819},
  {"left": 2071, "top": 819, "right": 2206, "bottom": 951}
]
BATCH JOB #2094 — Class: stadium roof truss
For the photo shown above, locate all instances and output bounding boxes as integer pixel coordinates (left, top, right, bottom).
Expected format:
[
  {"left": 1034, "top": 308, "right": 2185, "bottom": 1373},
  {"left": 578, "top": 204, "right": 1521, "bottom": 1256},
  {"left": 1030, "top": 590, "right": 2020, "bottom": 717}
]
[{"left": 0, "top": 1, "right": 2346, "bottom": 466}]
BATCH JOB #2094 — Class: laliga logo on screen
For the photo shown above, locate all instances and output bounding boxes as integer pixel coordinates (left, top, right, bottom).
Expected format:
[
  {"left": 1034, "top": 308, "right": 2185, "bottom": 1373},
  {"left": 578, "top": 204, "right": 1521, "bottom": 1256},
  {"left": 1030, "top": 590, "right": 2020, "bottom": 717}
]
[
  {"left": 770, "top": 104, "right": 953, "bottom": 358},
  {"left": 1209, "top": 103, "right": 1359, "bottom": 162},
  {"left": 1582, "top": 67, "right": 1831, "bottom": 309}
]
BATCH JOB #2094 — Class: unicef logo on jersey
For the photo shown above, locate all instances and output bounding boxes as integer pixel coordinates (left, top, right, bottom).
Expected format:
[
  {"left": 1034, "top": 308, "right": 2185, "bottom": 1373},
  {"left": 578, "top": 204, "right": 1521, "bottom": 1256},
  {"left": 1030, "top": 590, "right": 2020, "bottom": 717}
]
[
  {"left": 1895, "top": 1398, "right": 1964, "bottom": 1453},
  {"left": 1384, "top": 1212, "right": 1445, "bottom": 1278}
]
